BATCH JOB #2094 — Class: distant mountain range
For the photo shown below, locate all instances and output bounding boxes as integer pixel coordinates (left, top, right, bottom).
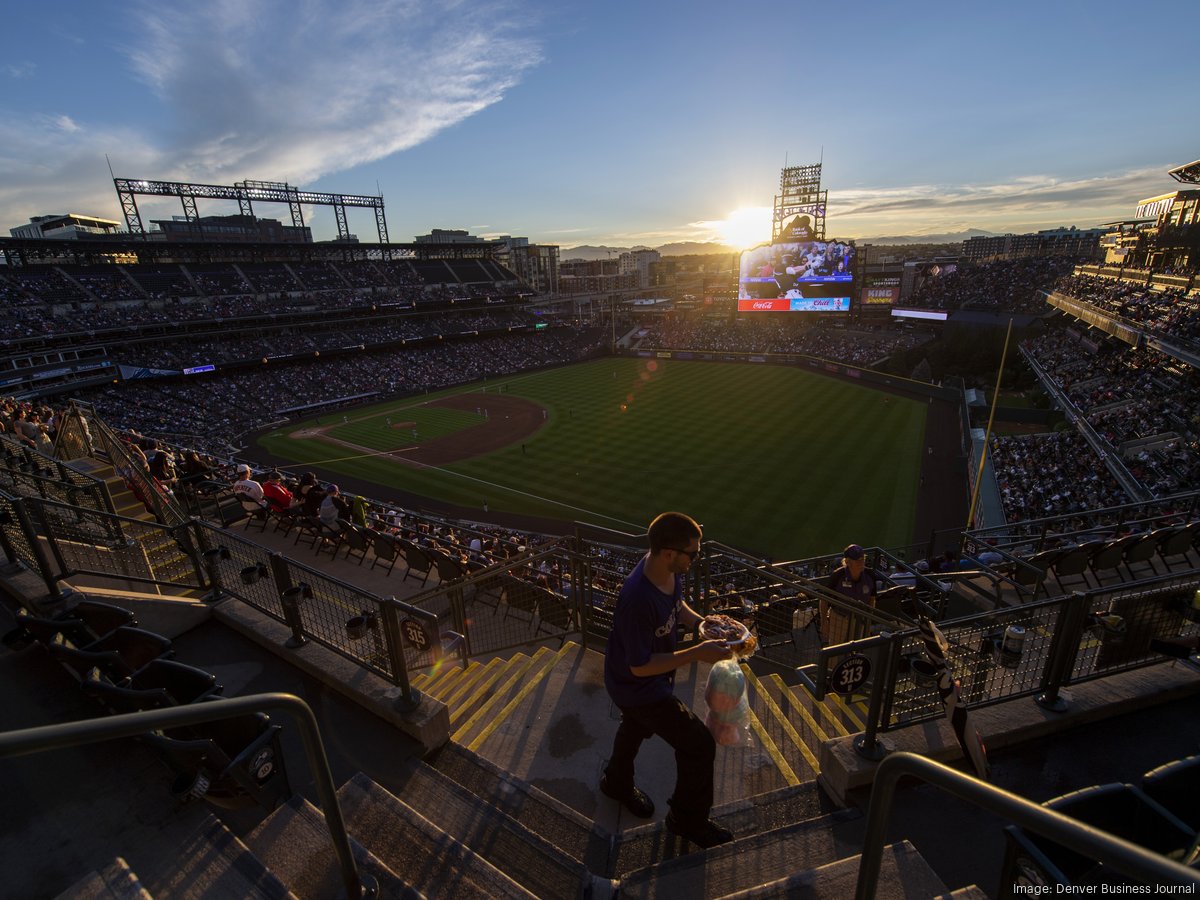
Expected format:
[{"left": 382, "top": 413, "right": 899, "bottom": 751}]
[{"left": 561, "top": 230, "right": 1000, "bottom": 260}]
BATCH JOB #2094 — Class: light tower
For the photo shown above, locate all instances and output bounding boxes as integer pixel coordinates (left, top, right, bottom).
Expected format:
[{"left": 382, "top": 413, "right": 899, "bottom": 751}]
[{"left": 772, "top": 163, "right": 827, "bottom": 243}]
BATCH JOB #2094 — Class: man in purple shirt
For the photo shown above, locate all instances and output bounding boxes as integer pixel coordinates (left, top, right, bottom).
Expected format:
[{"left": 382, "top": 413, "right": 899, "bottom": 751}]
[{"left": 601, "top": 512, "right": 735, "bottom": 849}]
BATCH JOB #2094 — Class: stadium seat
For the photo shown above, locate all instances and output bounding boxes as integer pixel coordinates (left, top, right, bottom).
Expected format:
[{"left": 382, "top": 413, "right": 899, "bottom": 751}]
[
  {"left": 1049, "top": 544, "right": 1092, "bottom": 592},
  {"left": 339, "top": 523, "right": 371, "bottom": 566},
  {"left": 13, "top": 600, "right": 136, "bottom": 647},
  {"left": 312, "top": 520, "right": 344, "bottom": 559},
  {"left": 1121, "top": 532, "right": 1160, "bottom": 579},
  {"left": 268, "top": 504, "right": 300, "bottom": 537},
  {"left": 146, "top": 712, "right": 290, "bottom": 811},
  {"left": 401, "top": 541, "right": 432, "bottom": 587},
  {"left": 291, "top": 515, "right": 324, "bottom": 551},
  {"left": 1087, "top": 539, "right": 1127, "bottom": 582},
  {"left": 537, "top": 590, "right": 574, "bottom": 637},
  {"left": 239, "top": 497, "right": 270, "bottom": 533},
  {"left": 83, "top": 659, "right": 221, "bottom": 714},
  {"left": 432, "top": 550, "right": 465, "bottom": 585},
  {"left": 1142, "top": 755, "right": 1200, "bottom": 830},
  {"left": 368, "top": 532, "right": 401, "bottom": 576},
  {"left": 1153, "top": 525, "right": 1195, "bottom": 572},
  {"left": 48, "top": 627, "right": 173, "bottom": 681}
]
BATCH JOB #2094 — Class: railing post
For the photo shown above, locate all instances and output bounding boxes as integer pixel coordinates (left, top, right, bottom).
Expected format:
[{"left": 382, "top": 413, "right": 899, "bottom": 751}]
[
  {"left": 380, "top": 597, "right": 421, "bottom": 713},
  {"left": 201, "top": 546, "right": 229, "bottom": 603},
  {"left": 1036, "top": 590, "right": 1090, "bottom": 712},
  {"left": 174, "top": 519, "right": 207, "bottom": 590},
  {"left": 853, "top": 634, "right": 895, "bottom": 762},
  {"left": 279, "top": 584, "right": 309, "bottom": 649}
]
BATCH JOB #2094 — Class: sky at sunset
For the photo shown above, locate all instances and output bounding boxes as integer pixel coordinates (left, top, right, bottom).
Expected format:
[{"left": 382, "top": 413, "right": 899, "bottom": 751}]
[{"left": 2, "top": 0, "right": 1197, "bottom": 249}]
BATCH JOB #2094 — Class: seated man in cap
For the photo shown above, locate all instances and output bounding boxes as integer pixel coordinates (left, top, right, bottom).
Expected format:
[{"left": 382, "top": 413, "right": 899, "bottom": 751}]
[
  {"left": 820, "top": 543, "right": 878, "bottom": 646},
  {"left": 231, "top": 464, "right": 265, "bottom": 505}
]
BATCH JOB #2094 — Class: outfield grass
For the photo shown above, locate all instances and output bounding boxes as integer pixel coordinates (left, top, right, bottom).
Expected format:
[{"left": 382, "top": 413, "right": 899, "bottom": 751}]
[{"left": 256, "top": 357, "right": 926, "bottom": 560}]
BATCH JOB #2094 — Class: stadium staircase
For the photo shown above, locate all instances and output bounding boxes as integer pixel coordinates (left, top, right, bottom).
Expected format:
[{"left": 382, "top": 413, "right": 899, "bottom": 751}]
[{"left": 49, "top": 640, "right": 978, "bottom": 898}]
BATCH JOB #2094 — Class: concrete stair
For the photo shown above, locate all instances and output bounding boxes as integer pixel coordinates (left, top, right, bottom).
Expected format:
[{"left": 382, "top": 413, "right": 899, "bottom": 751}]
[
  {"left": 245, "top": 795, "right": 415, "bottom": 899},
  {"left": 140, "top": 814, "right": 293, "bottom": 898},
  {"left": 410, "top": 642, "right": 578, "bottom": 749},
  {"left": 55, "top": 857, "right": 152, "bottom": 899}
]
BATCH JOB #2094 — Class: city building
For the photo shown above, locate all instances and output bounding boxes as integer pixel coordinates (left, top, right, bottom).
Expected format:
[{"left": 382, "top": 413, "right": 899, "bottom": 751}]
[
  {"left": 618, "top": 249, "right": 660, "bottom": 288},
  {"left": 9, "top": 213, "right": 122, "bottom": 240}
]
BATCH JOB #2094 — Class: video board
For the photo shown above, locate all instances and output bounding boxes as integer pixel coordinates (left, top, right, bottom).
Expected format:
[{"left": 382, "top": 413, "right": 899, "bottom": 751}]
[
  {"left": 860, "top": 275, "right": 900, "bottom": 306},
  {"left": 738, "top": 240, "right": 853, "bottom": 313}
]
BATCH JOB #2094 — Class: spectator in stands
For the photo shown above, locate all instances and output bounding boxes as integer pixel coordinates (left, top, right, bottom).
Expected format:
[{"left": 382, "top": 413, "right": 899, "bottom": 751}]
[
  {"left": 319, "top": 483, "right": 348, "bottom": 530},
  {"left": 178, "top": 451, "right": 215, "bottom": 486},
  {"left": 231, "top": 464, "right": 264, "bottom": 503},
  {"left": 261, "top": 471, "right": 294, "bottom": 511},
  {"left": 821, "top": 543, "right": 878, "bottom": 646},
  {"left": 601, "top": 512, "right": 734, "bottom": 849}
]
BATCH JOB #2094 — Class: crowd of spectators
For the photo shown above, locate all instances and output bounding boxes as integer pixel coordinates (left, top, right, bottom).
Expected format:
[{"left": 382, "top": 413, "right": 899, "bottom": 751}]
[
  {"left": 1052, "top": 273, "right": 1200, "bottom": 351},
  {"left": 116, "top": 309, "right": 534, "bottom": 369},
  {"left": 73, "top": 327, "right": 606, "bottom": 452},
  {"left": 0, "top": 260, "right": 520, "bottom": 342},
  {"left": 907, "top": 257, "right": 1078, "bottom": 314},
  {"left": 1020, "top": 327, "right": 1200, "bottom": 499},
  {"left": 637, "top": 317, "right": 930, "bottom": 367},
  {"left": 989, "top": 431, "right": 1132, "bottom": 522}
]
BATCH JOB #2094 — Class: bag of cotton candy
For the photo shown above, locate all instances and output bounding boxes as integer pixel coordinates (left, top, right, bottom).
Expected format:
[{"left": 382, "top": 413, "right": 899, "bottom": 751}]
[{"left": 704, "top": 659, "right": 750, "bottom": 745}]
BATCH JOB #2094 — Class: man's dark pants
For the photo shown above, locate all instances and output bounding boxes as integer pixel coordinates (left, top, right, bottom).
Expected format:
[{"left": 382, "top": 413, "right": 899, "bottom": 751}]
[{"left": 604, "top": 695, "right": 716, "bottom": 823}]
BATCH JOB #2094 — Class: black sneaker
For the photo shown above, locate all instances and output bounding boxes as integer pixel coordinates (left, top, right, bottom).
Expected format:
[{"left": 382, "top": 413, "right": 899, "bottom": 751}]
[
  {"left": 599, "top": 775, "right": 655, "bottom": 818},
  {"left": 665, "top": 812, "right": 733, "bottom": 849}
]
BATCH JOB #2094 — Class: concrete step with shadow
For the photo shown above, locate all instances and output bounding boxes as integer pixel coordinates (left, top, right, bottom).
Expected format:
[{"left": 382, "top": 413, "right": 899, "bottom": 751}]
[
  {"left": 337, "top": 771, "right": 552, "bottom": 899},
  {"left": 428, "top": 739, "right": 613, "bottom": 877},
  {"left": 139, "top": 814, "right": 293, "bottom": 898},
  {"left": 54, "top": 857, "right": 153, "bottom": 900},
  {"left": 246, "top": 794, "right": 415, "bottom": 900},
  {"left": 711, "top": 839, "right": 954, "bottom": 900},
  {"left": 610, "top": 781, "right": 856, "bottom": 889}
]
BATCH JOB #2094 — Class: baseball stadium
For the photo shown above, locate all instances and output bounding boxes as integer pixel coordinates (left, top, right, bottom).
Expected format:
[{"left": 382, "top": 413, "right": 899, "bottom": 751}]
[{"left": 0, "top": 155, "right": 1198, "bottom": 899}]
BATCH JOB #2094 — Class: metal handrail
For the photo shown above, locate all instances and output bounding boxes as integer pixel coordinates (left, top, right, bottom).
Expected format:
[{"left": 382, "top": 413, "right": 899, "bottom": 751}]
[
  {"left": 0, "top": 693, "right": 373, "bottom": 898},
  {"left": 855, "top": 752, "right": 1200, "bottom": 899}
]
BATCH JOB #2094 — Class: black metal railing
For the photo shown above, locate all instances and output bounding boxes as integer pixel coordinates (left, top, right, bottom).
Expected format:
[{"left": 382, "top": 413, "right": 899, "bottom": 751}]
[
  {"left": 0, "top": 694, "right": 374, "bottom": 899},
  {"left": 855, "top": 752, "right": 1199, "bottom": 899}
]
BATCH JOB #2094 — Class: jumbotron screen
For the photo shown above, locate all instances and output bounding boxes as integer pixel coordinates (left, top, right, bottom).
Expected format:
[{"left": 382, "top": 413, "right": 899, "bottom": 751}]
[{"left": 738, "top": 241, "right": 854, "bottom": 312}]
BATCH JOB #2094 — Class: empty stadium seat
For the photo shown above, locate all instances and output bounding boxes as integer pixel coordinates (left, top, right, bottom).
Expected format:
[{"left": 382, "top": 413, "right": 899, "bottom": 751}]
[
  {"left": 368, "top": 531, "right": 401, "bottom": 576},
  {"left": 48, "top": 627, "right": 173, "bottom": 681},
  {"left": 146, "top": 712, "right": 290, "bottom": 811}
]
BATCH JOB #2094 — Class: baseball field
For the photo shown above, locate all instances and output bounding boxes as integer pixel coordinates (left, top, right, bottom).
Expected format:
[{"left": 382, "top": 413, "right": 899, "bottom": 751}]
[{"left": 255, "top": 356, "right": 927, "bottom": 560}]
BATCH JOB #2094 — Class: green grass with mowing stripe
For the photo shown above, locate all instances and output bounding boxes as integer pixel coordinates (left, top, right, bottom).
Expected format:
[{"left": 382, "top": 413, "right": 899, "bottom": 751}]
[{"left": 257, "top": 357, "right": 926, "bottom": 560}]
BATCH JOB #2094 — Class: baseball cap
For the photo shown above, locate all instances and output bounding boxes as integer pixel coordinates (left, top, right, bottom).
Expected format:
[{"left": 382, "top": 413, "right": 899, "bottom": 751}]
[
  {"left": 236, "top": 464, "right": 251, "bottom": 474},
  {"left": 843, "top": 543, "right": 866, "bottom": 561}
]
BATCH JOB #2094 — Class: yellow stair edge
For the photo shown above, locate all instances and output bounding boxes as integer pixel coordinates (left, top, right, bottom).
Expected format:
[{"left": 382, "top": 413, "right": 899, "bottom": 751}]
[
  {"left": 435, "top": 658, "right": 500, "bottom": 704},
  {"left": 765, "top": 673, "right": 833, "bottom": 745},
  {"left": 464, "top": 643, "right": 576, "bottom": 753},
  {"left": 744, "top": 667, "right": 820, "bottom": 776},
  {"left": 448, "top": 654, "right": 532, "bottom": 727},
  {"left": 452, "top": 647, "right": 552, "bottom": 742},
  {"left": 739, "top": 665, "right": 801, "bottom": 787},
  {"left": 442, "top": 657, "right": 504, "bottom": 710}
]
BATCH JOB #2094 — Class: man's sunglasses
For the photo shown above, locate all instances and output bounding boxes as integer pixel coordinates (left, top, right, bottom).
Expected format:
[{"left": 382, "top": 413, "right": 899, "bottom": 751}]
[{"left": 667, "top": 547, "right": 701, "bottom": 561}]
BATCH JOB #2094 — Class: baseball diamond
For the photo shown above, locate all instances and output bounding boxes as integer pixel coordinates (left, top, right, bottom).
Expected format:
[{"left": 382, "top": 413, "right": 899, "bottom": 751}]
[{"left": 255, "top": 356, "right": 939, "bottom": 559}]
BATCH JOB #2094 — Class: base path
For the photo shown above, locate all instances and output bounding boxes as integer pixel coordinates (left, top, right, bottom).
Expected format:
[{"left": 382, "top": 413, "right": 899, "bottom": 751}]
[{"left": 290, "top": 393, "right": 546, "bottom": 468}]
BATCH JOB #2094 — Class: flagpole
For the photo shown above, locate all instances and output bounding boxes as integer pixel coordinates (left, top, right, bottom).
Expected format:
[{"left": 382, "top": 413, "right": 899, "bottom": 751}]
[{"left": 966, "top": 317, "right": 1014, "bottom": 531}]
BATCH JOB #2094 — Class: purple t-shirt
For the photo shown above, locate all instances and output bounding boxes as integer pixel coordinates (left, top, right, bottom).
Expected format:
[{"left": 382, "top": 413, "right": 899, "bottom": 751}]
[{"left": 604, "top": 556, "right": 681, "bottom": 707}]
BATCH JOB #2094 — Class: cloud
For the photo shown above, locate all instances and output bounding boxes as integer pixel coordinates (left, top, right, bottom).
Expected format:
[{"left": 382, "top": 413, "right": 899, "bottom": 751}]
[
  {"left": 123, "top": 0, "right": 543, "bottom": 184},
  {"left": 1, "top": 0, "right": 543, "bottom": 230},
  {"left": 5, "top": 62, "right": 36, "bottom": 79},
  {"left": 830, "top": 167, "right": 1179, "bottom": 236}
]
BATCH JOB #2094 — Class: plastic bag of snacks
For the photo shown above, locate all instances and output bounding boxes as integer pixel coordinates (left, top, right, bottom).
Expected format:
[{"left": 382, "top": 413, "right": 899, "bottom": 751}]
[{"left": 704, "top": 659, "right": 749, "bottom": 745}]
